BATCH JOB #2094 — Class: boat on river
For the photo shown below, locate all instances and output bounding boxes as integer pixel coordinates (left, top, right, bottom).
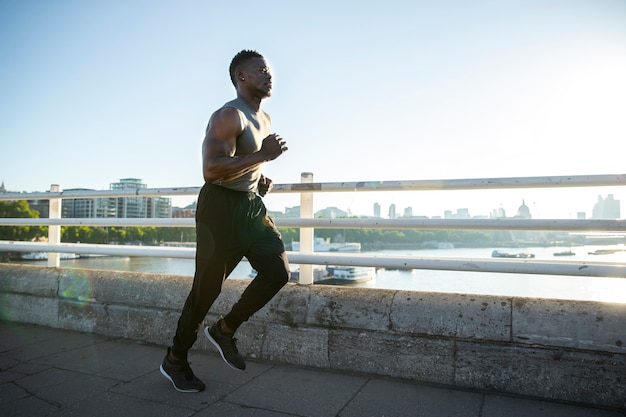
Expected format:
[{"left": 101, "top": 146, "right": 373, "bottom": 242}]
[
  {"left": 291, "top": 238, "right": 361, "bottom": 252},
  {"left": 324, "top": 266, "right": 375, "bottom": 283},
  {"left": 588, "top": 249, "right": 626, "bottom": 255},
  {"left": 22, "top": 252, "right": 80, "bottom": 260},
  {"left": 492, "top": 250, "right": 535, "bottom": 259},
  {"left": 256, "top": 264, "right": 373, "bottom": 283},
  {"left": 553, "top": 250, "right": 575, "bottom": 256}
]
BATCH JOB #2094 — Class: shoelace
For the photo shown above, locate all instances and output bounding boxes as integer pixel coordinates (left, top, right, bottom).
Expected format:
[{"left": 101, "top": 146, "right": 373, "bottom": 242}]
[{"left": 229, "top": 337, "right": 240, "bottom": 353}]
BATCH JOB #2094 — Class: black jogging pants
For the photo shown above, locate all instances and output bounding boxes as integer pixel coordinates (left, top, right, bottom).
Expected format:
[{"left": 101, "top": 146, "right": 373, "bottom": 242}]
[{"left": 171, "top": 183, "right": 289, "bottom": 359}]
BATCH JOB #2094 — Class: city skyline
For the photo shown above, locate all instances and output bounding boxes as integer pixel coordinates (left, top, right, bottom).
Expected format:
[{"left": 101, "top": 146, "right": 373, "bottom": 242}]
[{"left": 270, "top": 192, "right": 621, "bottom": 220}]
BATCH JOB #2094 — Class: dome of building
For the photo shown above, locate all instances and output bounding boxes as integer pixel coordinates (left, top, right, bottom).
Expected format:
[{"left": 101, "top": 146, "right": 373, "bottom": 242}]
[{"left": 516, "top": 200, "right": 531, "bottom": 219}]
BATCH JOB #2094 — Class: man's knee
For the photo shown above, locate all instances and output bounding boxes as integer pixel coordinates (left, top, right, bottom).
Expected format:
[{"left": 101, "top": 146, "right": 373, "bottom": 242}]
[
  {"left": 274, "top": 266, "right": 289, "bottom": 286},
  {"left": 264, "top": 257, "right": 289, "bottom": 286}
]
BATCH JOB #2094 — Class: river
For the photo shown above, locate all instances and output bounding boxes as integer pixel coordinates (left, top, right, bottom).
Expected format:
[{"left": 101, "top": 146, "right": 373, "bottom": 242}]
[{"left": 8, "top": 244, "right": 626, "bottom": 303}]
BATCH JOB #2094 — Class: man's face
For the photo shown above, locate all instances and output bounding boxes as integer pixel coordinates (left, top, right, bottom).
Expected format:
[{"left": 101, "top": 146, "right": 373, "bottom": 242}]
[{"left": 242, "top": 57, "right": 273, "bottom": 97}]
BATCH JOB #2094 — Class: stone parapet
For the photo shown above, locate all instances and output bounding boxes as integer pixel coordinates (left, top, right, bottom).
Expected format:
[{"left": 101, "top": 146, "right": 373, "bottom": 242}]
[{"left": 1, "top": 263, "right": 624, "bottom": 411}]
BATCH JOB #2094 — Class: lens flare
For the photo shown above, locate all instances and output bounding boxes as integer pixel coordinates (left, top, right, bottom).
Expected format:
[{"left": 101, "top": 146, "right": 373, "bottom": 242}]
[{"left": 60, "top": 269, "right": 95, "bottom": 305}]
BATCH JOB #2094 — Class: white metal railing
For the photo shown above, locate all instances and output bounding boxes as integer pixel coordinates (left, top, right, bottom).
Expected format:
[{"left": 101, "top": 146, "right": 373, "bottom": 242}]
[{"left": 1, "top": 174, "right": 625, "bottom": 283}]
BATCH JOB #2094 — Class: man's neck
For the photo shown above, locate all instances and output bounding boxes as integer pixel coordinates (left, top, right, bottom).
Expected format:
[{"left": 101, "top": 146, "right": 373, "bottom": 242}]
[{"left": 237, "top": 92, "right": 262, "bottom": 112}]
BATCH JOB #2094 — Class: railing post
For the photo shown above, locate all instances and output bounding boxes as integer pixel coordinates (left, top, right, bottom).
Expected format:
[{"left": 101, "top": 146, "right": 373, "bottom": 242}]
[
  {"left": 47, "top": 184, "right": 61, "bottom": 268},
  {"left": 298, "top": 172, "right": 314, "bottom": 284}
]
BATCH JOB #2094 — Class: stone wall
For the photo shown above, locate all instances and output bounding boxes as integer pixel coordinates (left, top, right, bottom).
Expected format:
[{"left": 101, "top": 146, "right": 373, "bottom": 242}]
[{"left": 1, "top": 264, "right": 624, "bottom": 410}]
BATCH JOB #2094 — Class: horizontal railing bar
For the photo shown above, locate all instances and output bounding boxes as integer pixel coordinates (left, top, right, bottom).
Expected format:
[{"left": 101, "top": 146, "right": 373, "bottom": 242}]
[
  {"left": 0, "top": 186, "right": 202, "bottom": 201},
  {"left": 288, "top": 253, "right": 626, "bottom": 278},
  {"left": 2, "top": 217, "right": 625, "bottom": 232},
  {"left": 0, "top": 241, "right": 195, "bottom": 258},
  {"left": 0, "top": 218, "right": 195, "bottom": 227},
  {"left": 273, "top": 174, "right": 626, "bottom": 193},
  {"left": 1, "top": 241, "right": 624, "bottom": 278},
  {"left": 276, "top": 218, "right": 626, "bottom": 232},
  {"left": 1, "top": 174, "right": 624, "bottom": 201}
]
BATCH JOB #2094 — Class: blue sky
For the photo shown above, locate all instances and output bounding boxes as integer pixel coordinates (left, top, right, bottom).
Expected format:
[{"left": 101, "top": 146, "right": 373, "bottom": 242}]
[{"left": 1, "top": 0, "right": 625, "bottom": 218}]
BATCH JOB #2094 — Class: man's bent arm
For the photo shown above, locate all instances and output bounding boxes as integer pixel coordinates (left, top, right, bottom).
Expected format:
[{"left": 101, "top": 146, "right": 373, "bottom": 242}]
[{"left": 202, "top": 108, "right": 267, "bottom": 182}]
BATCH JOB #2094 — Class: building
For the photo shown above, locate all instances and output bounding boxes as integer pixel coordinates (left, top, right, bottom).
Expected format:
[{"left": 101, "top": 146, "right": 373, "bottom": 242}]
[
  {"left": 62, "top": 188, "right": 117, "bottom": 218},
  {"left": 515, "top": 200, "right": 531, "bottom": 219},
  {"left": 172, "top": 202, "right": 196, "bottom": 218},
  {"left": 111, "top": 179, "right": 148, "bottom": 218},
  {"left": 444, "top": 208, "right": 470, "bottom": 219},
  {"left": 109, "top": 178, "right": 171, "bottom": 219},
  {"left": 373, "top": 203, "right": 381, "bottom": 218},
  {"left": 388, "top": 204, "right": 397, "bottom": 219},
  {"left": 316, "top": 206, "right": 349, "bottom": 218},
  {"left": 490, "top": 206, "right": 506, "bottom": 219},
  {"left": 592, "top": 194, "right": 620, "bottom": 219},
  {"left": 149, "top": 197, "right": 172, "bottom": 218},
  {"left": 58, "top": 179, "right": 172, "bottom": 219},
  {"left": 402, "top": 207, "right": 413, "bottom": 218},
  {"left": 28, "top": 199, "right": 50, "bottom": 219}
]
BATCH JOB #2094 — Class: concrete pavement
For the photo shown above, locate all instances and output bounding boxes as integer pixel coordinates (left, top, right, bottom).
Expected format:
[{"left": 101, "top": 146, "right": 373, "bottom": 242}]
[{"left": 1, "top": 321, "right": 623, "bottom": 417}]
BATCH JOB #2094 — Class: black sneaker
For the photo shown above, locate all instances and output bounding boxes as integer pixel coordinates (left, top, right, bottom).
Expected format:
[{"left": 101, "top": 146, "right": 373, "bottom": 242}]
[
  {"left": 160, "top": 348, "right": 206, "bottom": 393},
  {"left": 204, "top": 321, "right": 246, "bottom": 371}
]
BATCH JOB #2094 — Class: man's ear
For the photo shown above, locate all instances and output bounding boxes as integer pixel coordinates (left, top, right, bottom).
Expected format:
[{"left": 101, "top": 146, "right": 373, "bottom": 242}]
[{"left": 236, "top": 69, "right": 246, "bottom": 83}]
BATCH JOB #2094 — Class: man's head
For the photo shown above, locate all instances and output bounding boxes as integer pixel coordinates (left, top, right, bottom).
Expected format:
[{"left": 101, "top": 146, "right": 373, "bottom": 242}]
[
  {"left": 229, "top": 50, "right": 273, "bottom": 98},
  {"left": 229, "top": 50, "right": 264, "bottom": 87}
]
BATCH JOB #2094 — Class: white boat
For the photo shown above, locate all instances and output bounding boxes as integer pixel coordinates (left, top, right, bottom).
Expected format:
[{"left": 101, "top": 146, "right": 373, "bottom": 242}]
[
  {"left": 553, "top": 250, "right": 575, "bottom": 256},
  {"left": 291, "top": 238, "right": 361, "bottom": 252},
  {"left": 325, "top": 266, "right": 375, "bottom": 283},
  {"left": 21, "top": 252, "right": 80, "bottom": 260},
  {"left": 491, "top": 250, "right": 535, "bottom": 259}
]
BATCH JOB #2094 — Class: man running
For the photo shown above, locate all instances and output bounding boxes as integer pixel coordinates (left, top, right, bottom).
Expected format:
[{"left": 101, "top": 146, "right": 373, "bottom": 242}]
[{"left": 160, "top": 50, "right": 290, "bottom": 392}]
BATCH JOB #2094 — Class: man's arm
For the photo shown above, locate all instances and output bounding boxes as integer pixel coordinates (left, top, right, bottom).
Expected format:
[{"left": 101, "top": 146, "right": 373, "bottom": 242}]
[
  {"left": 202, "top": 108, "right": 264, "bottom": 182},
  {"left": 202, "top": 107, "right": 288, "bottom": 183}
]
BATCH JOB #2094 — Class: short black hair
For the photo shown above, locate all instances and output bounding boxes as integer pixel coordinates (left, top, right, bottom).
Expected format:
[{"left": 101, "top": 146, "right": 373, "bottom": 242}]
[{"left": 229, "top": 50, "right": 264, "bottom": 87}]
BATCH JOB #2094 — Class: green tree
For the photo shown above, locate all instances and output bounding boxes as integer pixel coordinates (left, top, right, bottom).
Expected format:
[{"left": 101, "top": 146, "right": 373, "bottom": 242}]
[
  {"left": 61, "top": 226, "right": 109, "bottom": 243},
  {"left": 0, "top": 200, "right": 46, "bottom": 241}
]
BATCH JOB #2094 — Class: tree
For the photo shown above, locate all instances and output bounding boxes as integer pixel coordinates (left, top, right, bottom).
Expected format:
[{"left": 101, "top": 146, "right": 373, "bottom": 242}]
[
  {"left": 61, "top": 226, "right": 109, "bottom": 243},
  {"left": 0, "top": 200, "right": 46, "bottom": 241}
]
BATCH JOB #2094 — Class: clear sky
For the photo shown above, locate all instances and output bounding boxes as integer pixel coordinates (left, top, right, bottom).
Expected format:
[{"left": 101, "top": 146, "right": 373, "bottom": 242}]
[{"left": 1, "top": 0, "right": 625, "bottom": 219}]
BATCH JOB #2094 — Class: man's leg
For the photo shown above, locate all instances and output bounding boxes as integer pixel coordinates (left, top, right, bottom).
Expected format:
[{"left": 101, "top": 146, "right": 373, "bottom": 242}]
[
  {"left": 172, "top": 222, "right": 228, "bottom": 359},
  {"left": 206, "top": 211, "right": 289, "bottom": 370},
  {"left": 162, "top": 219, "right": 233, "bottom": 392},
  {"left": 205, "top": 246, "right": 288, "bottom": 371},
  {"left": 223, "top": 248, "right": 289, "bottom": 332}
]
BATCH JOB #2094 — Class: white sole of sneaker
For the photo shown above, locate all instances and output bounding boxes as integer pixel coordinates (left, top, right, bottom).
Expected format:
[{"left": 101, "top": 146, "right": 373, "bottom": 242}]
[
  {"left": 204, "top": 326, "right": 244, "bottom": 372},
  {"left": 159, "top": 364, "right": 202, "bottom": 393}
]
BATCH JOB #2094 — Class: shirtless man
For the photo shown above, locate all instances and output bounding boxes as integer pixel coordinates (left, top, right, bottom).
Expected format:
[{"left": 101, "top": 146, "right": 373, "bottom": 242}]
[{"left": 160, "top": 50, "right": 289, "bottom": 392}]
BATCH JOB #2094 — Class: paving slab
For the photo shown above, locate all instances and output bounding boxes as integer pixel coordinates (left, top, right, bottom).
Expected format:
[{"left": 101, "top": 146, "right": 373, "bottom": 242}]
[
  {"left": 1, "top": 321, "right": 624, "bottom": 417},
  {"left": 482, "top": 395, "right": 625, "bottom": 417},
  {"left": 47, "top": 391, "right": 195, "bottom": 417},
  {"left": 338, "top": 378, "right": 483, "bottom": 417},
  {"left": 224, "top": 365, "right": 367, "bottom": 417}
]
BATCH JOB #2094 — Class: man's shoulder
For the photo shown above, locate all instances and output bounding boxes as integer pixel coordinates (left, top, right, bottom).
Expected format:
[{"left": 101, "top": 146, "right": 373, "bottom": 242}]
[
  {"left": 206, "top": 105, "right": 245, "bottom": 134},
  {"left": 221, "top": 98, "right": 238, "bottom": 108},
  {"left": 214, "top": 100, "right": 247, "bottom": 120},
  {"left": 221, "top": 97, "right": 247, "bottom": 111},
  {"left": 213, "top": 105, "right": 241, "bottom": 115}
]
